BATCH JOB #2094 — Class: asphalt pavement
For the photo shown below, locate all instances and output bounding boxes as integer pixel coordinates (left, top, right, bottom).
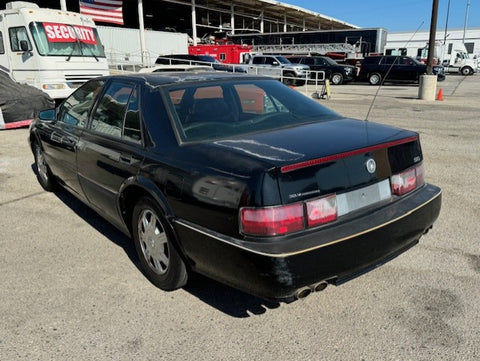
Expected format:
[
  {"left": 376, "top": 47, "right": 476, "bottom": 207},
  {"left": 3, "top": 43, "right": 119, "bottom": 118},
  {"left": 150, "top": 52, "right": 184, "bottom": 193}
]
[{"left": 1, "top": 74, "right": 479, "bottom": 360}]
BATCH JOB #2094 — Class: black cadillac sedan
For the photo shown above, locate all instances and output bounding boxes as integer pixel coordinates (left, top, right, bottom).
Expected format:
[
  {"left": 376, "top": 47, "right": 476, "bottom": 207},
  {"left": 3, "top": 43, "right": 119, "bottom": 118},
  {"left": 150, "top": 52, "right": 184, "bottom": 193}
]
[{"left": 29, "top": 72, "right": 441, "bottom": 301}]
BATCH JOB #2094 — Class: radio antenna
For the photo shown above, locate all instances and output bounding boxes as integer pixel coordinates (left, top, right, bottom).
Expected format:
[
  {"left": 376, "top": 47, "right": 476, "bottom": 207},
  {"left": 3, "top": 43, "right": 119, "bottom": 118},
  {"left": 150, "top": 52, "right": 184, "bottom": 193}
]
[{"left": 364, "top": 21, "right": 425, "bottom": 121}]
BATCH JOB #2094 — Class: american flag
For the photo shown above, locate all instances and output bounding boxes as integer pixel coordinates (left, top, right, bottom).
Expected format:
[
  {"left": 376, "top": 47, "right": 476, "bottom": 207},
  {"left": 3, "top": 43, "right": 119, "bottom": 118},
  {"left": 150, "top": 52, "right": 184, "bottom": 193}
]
[{"left": 79, "top": 0, "right": 124, "bottom": 25}]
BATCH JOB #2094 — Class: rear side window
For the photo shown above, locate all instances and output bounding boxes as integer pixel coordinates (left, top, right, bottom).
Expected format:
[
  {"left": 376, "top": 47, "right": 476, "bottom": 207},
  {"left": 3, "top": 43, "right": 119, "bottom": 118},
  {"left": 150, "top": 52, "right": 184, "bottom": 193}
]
[{"left": 123, "top": 87, "right": 142, "bottom": 143}]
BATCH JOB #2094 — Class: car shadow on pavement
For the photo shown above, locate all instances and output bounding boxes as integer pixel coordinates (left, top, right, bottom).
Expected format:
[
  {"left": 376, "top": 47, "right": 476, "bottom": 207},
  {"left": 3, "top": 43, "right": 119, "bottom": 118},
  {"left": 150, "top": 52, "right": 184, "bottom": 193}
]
[
  {"left": 184, "top": 274, "right": 281, "bottom": 318},
  {"left": 43, "top": 175, "right": 282, "bottom": 318}
]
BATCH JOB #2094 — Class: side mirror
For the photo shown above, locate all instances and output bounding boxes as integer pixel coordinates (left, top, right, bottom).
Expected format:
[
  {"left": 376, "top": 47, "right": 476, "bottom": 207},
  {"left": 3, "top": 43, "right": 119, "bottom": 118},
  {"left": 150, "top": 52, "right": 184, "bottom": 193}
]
[
  {"left": 38, "top": 109, "right": 56, "bottom": 122},
  {"left": 20, "top": 40, "right": 29, "bottom": 52}
]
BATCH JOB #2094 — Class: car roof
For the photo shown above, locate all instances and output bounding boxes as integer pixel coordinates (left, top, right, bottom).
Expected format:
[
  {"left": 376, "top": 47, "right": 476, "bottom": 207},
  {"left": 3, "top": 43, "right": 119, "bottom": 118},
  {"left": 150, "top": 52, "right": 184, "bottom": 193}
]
[
  {"left": 101, "top": 72, "right": 266, "bottom": 87},
  {"left": 137, "top": 65, "right": 214, "bottom": 73}
]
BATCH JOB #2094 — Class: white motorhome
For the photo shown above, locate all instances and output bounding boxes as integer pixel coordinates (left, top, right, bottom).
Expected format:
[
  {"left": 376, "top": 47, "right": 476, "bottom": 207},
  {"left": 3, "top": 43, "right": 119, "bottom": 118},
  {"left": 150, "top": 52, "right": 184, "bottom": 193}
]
[{"left": 0, "top": 2, "right": 109, "bottom": 99}]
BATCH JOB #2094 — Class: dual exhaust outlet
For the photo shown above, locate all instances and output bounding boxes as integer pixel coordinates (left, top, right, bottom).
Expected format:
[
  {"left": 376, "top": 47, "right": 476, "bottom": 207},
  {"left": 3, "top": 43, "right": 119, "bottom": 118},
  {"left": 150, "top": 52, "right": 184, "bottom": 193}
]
[{"left": 294, "top": 281, "right": 329, "bottom": 300}]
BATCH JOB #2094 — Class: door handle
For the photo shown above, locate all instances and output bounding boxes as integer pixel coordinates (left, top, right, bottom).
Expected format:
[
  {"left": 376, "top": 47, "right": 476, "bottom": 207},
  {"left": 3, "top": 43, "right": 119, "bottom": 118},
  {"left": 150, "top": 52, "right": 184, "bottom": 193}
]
[
  {"left": 50, "top": 132, "right": 62, "bottom": 143},
  {"left": 119, "top": 154, "right": 133, "bottom": 164}
]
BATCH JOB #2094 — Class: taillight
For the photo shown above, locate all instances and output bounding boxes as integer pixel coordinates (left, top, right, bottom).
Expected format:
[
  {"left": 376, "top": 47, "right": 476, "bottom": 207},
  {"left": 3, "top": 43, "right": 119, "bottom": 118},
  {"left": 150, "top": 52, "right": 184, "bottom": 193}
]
[
  {"left": 240, "top": 194, "right": 338, "bottom": 236},
  {"left": 306, "top": 194, "right": 337, "bottom": 227},
  {"left": 391, "top": 163, "right": 425, "bottom": 196},
  {"left": 240, "top": 203, "right": 304, "bottom": 236}
]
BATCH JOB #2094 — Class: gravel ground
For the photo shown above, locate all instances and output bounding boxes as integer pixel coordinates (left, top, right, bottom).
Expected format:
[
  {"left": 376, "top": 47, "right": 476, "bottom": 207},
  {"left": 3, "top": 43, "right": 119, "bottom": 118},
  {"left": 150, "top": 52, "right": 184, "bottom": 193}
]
[{"left": 0, "top": 74, "right": 479, "bottom": 361}]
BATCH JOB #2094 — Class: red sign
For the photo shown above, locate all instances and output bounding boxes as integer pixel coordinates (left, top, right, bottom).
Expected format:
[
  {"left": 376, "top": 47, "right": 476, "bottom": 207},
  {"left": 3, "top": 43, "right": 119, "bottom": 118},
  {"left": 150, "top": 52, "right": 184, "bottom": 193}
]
[{"left": 43, "top": 23, "right": 97, "bottom": 45}]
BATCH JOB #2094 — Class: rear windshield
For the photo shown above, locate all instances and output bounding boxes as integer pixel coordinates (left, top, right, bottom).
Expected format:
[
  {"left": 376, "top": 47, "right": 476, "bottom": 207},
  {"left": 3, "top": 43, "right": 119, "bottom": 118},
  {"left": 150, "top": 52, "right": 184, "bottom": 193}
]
[{"left": 164, "top": 79, "right": 340, "bottom": 143}]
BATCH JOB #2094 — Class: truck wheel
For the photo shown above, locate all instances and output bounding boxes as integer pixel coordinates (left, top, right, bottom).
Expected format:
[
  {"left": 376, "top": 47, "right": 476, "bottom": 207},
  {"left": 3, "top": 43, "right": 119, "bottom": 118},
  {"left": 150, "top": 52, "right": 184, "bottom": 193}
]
[
  {"left": 369, "top": 73, "right": 382, "bottom": 85},
  {"left": 461, "top": 66, "right": 473, "bottom": 76},
  {"left": 331, "top": 73, "right": 343, "bottom": 85},
  {"left": 282, "top": 72, "right": 295, "bottom": 86}
]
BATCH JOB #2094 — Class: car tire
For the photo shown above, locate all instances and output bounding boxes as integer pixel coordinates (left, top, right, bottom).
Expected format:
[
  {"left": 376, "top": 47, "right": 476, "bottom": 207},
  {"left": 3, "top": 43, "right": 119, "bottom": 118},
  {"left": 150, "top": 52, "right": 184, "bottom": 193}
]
[
  {"left": 331, "top": 73, "right": 344, "bottom": 85},
  {"left": 282, "top": 72, "right": 295, "bottom": 86},
  {"left": 461, "top": 66, "right": 473, "bottom": 76},
  {"left": 369, "top": 73, "right": 382, "bottom": 85},
  {"left": 132, "top": 197, "right": 188, "bottom": 291},
  {"left": 33, "top": 141, "right": 55, "bottom": 191}
]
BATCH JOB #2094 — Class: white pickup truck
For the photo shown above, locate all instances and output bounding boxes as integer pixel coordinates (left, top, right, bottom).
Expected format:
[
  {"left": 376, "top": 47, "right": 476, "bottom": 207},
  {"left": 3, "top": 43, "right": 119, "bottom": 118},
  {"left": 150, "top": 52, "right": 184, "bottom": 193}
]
[{"left": 241, "top": 55, "right": 310, "bottom": 86}]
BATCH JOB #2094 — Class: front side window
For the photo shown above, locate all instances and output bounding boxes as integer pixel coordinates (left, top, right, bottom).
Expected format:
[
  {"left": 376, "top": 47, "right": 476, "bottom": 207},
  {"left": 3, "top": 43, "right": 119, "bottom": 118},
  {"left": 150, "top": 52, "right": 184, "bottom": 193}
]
[
  {"left": 58, "top": 79, "right": 105, "bottom": 127},
  {"left": 59, "top": 80, "right": 104, "bottom": 128},
  {"left": 165, "top": 79, "right": 339, "bottom": 143},
  {"left": 303, "top": 58, "right": 315, "bottom": 66},
  {"left": 380, "top": 56, "right": 395, "bottom": 65},
  {"left": 9, "top": 27, "right": 31, "bottom": 51},
  {"left": 28, "top": 22, "right": 105, "bottom": 57},
  {"left": 90, "top": 82, "right": 135, "bottom": 138}
]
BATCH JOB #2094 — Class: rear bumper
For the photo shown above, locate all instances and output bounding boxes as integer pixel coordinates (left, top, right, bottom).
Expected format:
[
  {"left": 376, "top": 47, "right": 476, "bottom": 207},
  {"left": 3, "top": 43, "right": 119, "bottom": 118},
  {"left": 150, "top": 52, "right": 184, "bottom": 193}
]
[{"left": 173, "top": 184, "right": 441, "bottom": 301}]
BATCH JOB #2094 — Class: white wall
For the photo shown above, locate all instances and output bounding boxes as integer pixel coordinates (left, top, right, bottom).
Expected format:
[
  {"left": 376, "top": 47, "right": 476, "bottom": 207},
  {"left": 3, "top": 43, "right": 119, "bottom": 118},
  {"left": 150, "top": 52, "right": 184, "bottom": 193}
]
[{"left": 97, "top": 26, "right": 188, "bottom": 66}]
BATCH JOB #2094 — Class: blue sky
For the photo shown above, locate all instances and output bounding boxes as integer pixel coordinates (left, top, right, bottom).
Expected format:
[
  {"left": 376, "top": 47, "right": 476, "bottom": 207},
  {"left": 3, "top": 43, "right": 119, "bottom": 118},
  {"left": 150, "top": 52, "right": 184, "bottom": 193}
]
[{"left": 286, "top": 0, "right": 479, "bottom": 32}]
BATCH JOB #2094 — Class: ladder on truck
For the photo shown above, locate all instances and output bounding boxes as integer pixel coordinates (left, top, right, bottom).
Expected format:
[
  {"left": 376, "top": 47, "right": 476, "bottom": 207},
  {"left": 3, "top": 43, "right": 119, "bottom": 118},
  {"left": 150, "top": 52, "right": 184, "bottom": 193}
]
[{"left": 252, "top": 43, "right": 356, "bottom": 55}]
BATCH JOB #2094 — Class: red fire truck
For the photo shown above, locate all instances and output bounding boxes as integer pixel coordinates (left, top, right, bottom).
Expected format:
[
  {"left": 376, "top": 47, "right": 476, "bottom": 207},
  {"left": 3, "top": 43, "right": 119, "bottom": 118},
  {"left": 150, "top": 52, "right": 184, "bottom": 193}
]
[{"left": 188, "top": 43, "right": 253, "bottom": 64}]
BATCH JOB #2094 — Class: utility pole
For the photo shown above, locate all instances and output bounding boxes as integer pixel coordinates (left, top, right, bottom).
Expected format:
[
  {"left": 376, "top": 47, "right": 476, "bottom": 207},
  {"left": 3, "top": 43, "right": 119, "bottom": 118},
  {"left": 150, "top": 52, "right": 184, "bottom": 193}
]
[
  {"left": 462, "top": 0, "right": 471, "bottom": 43},
  {"left": 443, "top": 0, "right": 451, "bottom": 45},
  {"left": 426, "top": 0, "right": 439, "bottom": 75},
  {"left": 138, "top": 0, "right": 147, "bottom": 67},
  {"left": 419, "top": 0, "right": 439, "bottom": 100}
]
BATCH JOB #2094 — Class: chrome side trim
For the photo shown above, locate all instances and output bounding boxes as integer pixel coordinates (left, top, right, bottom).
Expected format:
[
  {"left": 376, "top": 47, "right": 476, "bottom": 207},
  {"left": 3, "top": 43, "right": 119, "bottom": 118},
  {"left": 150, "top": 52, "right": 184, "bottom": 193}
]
[{"left": 173, "top": 190, "right": 442, "bottom": 258}]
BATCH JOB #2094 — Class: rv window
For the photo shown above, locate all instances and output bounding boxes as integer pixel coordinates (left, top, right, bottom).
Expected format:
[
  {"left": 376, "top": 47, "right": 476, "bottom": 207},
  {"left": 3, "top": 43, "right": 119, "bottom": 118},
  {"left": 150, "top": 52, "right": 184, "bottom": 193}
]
[
  {"left": 28, "top": 22, "right": 106, "bottom": 58},
  {"left": 0, "top": 32, "right": 4, "bottom": 54},
  {"left": 8, "top": 27, "right": 31, "bottom": 52},
  {"left": 465, "top": 43, "right": 474, "bottom": 54}
]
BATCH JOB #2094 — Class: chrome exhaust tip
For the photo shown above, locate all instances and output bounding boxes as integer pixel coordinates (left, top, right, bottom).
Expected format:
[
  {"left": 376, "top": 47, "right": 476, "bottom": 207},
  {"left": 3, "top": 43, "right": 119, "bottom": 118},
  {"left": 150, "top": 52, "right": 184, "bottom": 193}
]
[
  {"left": 295, "top": 287, "right": 312, "bottom": 300},
  {"left": 312, "top": 281, "right": 328, "bottom": 292}
]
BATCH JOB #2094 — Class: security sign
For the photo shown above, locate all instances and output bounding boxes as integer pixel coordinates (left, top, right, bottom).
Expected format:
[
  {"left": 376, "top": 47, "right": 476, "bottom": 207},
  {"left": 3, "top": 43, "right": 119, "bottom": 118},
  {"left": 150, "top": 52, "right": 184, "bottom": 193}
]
[{"left": 43, "top": 23, "right": 97, "bottom": 45}]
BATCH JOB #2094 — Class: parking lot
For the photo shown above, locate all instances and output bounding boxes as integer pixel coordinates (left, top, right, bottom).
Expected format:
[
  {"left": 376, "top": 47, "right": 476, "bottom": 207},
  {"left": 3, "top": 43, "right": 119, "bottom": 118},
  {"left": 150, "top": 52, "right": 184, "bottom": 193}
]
[{"left": 1, "top": 74, "right": 479, "bottom": 360}]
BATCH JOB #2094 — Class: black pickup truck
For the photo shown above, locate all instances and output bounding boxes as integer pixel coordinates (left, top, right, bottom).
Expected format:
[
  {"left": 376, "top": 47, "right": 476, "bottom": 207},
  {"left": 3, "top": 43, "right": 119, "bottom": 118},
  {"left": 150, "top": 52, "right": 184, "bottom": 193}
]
[{"left": 287, "top": 56, "right": 356, "bottom": 85}]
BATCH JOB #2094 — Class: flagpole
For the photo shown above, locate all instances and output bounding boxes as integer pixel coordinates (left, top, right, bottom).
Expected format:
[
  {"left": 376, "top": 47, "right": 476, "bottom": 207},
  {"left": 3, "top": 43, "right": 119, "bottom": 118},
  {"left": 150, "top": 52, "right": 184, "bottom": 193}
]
[
  {"left": 138, "top": 0, "right": 147, "bottom": 67},
  {"left": 60, "top": 0, "right": 66, "bottom": 11}
]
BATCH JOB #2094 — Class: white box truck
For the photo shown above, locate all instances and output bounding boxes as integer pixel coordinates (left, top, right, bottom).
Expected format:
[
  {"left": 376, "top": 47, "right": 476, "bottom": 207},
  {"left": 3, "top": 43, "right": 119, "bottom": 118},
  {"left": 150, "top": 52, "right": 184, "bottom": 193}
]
[{"left": 0, "top": 1, "right": 109, "bottom": 99}]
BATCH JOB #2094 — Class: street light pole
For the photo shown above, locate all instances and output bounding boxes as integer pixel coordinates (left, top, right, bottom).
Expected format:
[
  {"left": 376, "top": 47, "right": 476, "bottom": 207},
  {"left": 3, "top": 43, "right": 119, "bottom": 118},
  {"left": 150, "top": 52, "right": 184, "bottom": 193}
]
[
  {"left": 462, "top": 0, "right": 471, "bottom": 43},
  {"left": 426, "top": 0, "right": 439, "bottom": 74}
]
